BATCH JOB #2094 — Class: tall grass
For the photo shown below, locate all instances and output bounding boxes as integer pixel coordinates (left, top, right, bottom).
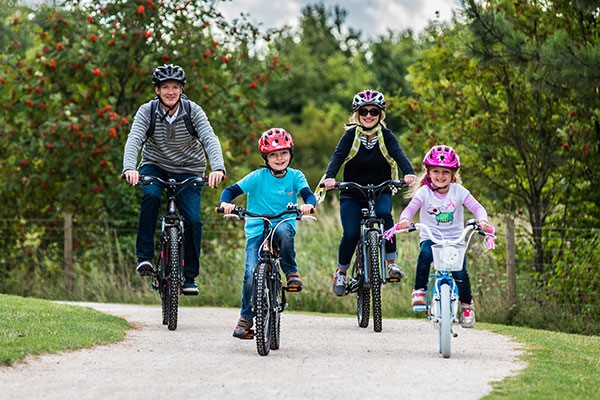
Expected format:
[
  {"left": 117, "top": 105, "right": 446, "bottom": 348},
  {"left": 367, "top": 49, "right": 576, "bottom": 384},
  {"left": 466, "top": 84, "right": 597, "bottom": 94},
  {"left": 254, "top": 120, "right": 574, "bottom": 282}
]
[{"left": 1, "top": 207, "right": 598, "bottom": 334}]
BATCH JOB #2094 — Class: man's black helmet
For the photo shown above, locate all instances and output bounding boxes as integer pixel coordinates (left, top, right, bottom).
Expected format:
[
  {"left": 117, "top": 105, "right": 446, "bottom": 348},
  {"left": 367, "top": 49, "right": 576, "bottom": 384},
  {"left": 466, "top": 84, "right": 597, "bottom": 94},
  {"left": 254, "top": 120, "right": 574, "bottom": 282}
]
[{"left": 152, "top": 64, "right": 186, "bottom": 87}]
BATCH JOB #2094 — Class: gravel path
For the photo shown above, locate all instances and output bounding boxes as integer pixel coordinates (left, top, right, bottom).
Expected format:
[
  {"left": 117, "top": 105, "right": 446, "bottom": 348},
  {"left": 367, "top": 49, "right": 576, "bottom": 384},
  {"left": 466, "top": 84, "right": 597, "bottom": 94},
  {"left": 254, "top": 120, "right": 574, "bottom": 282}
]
[{"left": 0, "top": 303, "right": 526, "bottom": 400}]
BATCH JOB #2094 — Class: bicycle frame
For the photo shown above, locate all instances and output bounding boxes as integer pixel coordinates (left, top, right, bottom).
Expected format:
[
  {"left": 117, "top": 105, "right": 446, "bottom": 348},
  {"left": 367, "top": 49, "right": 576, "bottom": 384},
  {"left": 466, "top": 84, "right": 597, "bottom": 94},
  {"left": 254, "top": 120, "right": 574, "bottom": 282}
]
[
  {"left": 217, "top": 204, "right": 316, "bottom": 356},
  {"left": 394, "top": 219, "right": 494, "bottom": 358},
  {"left": 140, "top": 175, "right": 207, "bottom": 331},
  {"left": 325, "top": 180, "right": 406, "bottom": 332}
]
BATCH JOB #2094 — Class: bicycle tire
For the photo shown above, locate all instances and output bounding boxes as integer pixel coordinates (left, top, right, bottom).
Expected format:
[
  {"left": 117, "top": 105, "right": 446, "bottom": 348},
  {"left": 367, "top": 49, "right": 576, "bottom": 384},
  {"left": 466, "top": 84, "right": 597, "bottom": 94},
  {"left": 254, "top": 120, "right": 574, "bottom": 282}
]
[
  {"left": 157, "top": 237, "right": 169, "bottom": 326},
  {"left": 353, "top": 243, "right": 370, "bottom": 328},
  {"left": 166, "top": 226, "right": 180, "bottom": 331},
  {"left": 270, "top": 270, "right": 282, "bottom": 350},
  {"left": 439, "top": 283, "right": 452, "bottom": 358},
  {"left": 367, "top": 230, "right": 383, "bottom": 333},
  {"left": 254, "top": 262, "right": 272, "bottom": 356}
]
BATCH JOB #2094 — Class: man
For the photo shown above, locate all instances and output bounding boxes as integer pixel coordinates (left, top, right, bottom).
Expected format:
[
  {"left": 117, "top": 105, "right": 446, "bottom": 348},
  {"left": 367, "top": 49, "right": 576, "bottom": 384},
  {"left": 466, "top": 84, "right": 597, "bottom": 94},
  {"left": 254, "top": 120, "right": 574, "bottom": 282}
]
[{"left": 122, "top": 64, "right": 225, "bottom": 295}]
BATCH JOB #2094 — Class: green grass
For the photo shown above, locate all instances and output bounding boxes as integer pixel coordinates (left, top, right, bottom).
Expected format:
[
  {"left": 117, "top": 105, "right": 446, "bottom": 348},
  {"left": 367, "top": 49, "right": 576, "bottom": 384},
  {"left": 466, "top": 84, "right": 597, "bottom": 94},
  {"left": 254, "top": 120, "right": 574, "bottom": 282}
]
[
  {"left": 1, "top": 294, "right": 598, "bottom": 400},
  {"left": 481, "top": 323, "right": 600, "bottom": 399},
  {"left": 0, "top": 294, "right": 130, "bottom": 366}
]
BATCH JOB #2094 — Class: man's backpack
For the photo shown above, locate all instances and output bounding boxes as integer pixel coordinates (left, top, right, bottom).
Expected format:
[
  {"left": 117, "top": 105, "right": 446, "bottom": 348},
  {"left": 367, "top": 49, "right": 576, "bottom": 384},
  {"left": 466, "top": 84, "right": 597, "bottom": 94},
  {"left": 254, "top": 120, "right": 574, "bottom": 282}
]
[{"left": 145, "top": 93, "right": 198, "bottom": 139}]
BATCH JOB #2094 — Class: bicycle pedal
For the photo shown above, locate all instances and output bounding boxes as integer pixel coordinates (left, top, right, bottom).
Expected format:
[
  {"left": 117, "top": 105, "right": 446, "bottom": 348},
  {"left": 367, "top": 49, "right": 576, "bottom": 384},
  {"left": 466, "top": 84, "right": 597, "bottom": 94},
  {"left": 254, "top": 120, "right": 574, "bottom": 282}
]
[
  {"left": 413, "top": 305, "right": 427, "bottom": 312},
  {"left": 285, "top": 286, "right": 302, "bottom": 293},
  {"left": 387, "top": 277, "right": 401, "bottom": 283}
]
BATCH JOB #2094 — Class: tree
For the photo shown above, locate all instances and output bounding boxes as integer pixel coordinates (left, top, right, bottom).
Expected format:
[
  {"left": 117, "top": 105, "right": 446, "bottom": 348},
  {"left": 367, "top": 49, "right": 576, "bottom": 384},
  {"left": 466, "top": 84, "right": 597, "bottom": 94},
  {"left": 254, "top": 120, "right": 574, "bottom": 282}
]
[{"left": 0, "top": 0, "right": 288, "bottom": 221}]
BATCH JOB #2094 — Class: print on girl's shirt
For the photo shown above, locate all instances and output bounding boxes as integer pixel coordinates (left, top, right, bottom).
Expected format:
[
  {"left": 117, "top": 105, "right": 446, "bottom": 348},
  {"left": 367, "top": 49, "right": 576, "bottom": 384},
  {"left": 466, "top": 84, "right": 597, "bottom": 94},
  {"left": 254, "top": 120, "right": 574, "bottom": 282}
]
[{"left": 427, "top": 198, "right": 456, "bottom": 225}]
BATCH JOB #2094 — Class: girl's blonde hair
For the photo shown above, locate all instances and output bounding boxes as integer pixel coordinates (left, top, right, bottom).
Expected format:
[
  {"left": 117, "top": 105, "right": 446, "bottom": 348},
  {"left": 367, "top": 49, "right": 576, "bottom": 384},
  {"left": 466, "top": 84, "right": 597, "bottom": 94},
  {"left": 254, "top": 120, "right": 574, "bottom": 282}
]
[{"left": 405, "top": 167, "right": 462, "bottom": 198}]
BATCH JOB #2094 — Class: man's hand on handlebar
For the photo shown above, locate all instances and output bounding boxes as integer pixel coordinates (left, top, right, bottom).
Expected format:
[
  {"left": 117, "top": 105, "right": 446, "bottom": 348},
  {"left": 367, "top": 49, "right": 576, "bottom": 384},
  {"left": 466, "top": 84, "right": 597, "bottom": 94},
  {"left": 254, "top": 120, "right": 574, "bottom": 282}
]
[{"left": 123, "top": 170, "right": 140, "bottom": 186}]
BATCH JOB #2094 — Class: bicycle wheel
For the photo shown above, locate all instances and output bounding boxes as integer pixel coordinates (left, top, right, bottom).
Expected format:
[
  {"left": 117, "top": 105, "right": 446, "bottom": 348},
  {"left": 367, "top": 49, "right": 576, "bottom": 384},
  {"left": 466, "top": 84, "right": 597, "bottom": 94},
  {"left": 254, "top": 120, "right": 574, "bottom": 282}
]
[
  {"left": 270, "top": 271, "right": 282, "bottom": 350},
  {"left": 367, "top": 230, "right": 383, "bottom": 333},
  {"left": 439, "top": 283, "right": 452, "bottom": 358},
  {"left": 166, "top": 226, "right": 180, "bottom": 331},
  {"left": 254, "top": 262, "right": 272, "bottom": 356},
  {"left": 353, "top": 243, "right": 370, "bottom": 328}
]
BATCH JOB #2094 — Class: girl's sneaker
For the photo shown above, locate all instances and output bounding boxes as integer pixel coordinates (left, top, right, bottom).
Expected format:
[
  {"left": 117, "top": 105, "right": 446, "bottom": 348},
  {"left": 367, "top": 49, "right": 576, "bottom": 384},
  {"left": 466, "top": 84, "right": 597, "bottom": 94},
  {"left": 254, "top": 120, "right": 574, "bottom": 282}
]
[
  {"left": 411, "top": 288, "right": 427, "bottom": 312},
  {"left": 460, "top": 301, "right": 476, "bottom": 328}
]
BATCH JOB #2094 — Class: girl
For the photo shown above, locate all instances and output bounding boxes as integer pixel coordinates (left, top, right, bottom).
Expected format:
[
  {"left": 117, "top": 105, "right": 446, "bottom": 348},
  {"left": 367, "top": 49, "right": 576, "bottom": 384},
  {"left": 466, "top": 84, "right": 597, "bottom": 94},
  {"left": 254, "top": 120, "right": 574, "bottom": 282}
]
[{"left": 395, "top": 145, "right": 492, "bottom": 328}]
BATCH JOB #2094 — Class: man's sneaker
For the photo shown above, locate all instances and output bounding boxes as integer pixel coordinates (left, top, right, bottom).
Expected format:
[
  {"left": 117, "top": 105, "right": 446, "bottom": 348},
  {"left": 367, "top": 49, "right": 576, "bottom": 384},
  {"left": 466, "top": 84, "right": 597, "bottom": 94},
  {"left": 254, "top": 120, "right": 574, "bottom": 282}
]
[
  {"left": 232, "top": 317, "right": 254, "bottom": 339},
  {"left": 387, "top": 263, "right": 405, "bottom": 281},
  {"left": 136, "top": 260, "right": 154, "bottom": 277},
  {"left": 332, "top": 269, "right": 347, "bottom": 296},
  {"left": 411, "top": 288, "right": 427, "bottom": 312},
  {"left": 285, "top": 272, "right": 303, "bottom": 292},
  {"left": 181, "top": 280, "right": 199, "bottom": 296},
  {"left": 460, "top": 301, "right": 476, "bottom": 328}
]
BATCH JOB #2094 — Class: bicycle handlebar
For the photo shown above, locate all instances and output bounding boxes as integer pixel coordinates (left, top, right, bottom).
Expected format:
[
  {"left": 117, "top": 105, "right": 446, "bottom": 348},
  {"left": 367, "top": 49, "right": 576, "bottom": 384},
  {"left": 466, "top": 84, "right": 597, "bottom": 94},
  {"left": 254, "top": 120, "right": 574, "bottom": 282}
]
[
  {"left": 139, "top": 175, "right": 207, "bottom": 188},
  {"left": 318, "top": 179, "right": 407, "bottom": 192},
  {"left": 215, "top": 204, "right": 316, "bottom": 221}
]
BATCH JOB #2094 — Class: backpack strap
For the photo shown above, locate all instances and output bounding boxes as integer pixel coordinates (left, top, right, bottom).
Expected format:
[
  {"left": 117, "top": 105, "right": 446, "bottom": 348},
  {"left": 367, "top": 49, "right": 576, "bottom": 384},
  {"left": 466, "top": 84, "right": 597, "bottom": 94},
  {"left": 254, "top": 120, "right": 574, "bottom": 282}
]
[
  {"left": 144, "top": 95, "right": 198, "bottom": 141},
  {"left": 144, "top": 98, "right": 159, "bottom": 141},
  {"left": 180, "top": 94, "right": 198, "bottom": 138}
]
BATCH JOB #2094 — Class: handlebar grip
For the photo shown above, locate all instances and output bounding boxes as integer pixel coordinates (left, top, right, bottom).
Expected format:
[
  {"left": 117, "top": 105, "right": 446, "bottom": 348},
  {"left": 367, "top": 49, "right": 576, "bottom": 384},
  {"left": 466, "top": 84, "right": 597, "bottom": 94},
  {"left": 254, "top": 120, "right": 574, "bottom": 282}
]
[{"left": 215, "top": 207, "right": 224, "bottom": 214}]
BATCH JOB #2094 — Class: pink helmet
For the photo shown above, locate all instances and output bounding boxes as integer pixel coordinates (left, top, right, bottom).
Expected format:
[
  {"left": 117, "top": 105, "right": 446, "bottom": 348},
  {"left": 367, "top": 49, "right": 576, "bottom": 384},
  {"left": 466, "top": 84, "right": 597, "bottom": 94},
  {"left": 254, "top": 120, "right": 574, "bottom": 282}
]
[
  {"left": 423, "top": 145, "right": 460, "bottom": 169},
  {"left": 352, "top": 89, "right": 386, "bottom": 111},
  {"left": 258, "top": 128, "right": 294, "bottom": 153}
]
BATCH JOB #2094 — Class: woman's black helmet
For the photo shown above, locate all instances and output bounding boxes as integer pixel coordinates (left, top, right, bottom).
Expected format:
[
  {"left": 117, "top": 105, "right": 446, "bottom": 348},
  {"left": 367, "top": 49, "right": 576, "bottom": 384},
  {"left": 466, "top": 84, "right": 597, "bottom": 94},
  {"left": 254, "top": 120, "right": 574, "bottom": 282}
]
[{"left": 152, "top": 64, "right": 186, "bottom": 87}]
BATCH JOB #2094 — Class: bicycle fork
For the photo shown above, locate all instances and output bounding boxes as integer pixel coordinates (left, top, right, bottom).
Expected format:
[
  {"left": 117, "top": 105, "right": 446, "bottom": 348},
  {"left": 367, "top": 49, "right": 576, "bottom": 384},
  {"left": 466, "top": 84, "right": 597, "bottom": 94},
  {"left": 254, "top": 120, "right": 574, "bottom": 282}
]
[{"left": 429, "top": 276, "right": 459, "bottom": 332}]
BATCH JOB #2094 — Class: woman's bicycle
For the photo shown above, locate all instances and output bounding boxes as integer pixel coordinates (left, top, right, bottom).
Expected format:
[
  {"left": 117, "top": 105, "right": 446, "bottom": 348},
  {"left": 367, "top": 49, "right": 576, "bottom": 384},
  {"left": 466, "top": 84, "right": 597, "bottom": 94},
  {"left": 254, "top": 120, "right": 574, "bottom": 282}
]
[
  {"left": 384, "top": 219, "right": 495, "bottom": 358},
  {"left": 133, "top": 175, "right": 207, "bottom": 331},
  {"left": 322, "top": 179, "right": 406, "bottom": 332},
  {"left": 216, "top": 204, "right": 316, "bottom": 356}
]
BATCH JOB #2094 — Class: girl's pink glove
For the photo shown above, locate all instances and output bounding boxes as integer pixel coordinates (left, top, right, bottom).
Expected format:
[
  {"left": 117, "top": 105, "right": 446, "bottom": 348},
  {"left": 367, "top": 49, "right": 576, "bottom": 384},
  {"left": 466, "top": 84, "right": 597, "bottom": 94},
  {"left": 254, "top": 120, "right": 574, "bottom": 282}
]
[
  {"left": 484, "top": 226, "right": 496, "bottom": 250},
  {"left": 382, "top": 223, "right": 402, "bottom": 242}
]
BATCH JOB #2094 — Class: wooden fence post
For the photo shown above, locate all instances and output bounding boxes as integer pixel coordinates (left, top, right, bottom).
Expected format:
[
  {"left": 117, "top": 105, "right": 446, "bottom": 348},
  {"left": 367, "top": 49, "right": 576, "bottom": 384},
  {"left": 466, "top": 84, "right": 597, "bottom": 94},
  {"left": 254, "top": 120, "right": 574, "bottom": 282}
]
[
  {"left": 506, "top": 214, "right": 517, "bottom": 318},
  {"left": 64, "top": 212, "right": 73, "bottom": 284}
]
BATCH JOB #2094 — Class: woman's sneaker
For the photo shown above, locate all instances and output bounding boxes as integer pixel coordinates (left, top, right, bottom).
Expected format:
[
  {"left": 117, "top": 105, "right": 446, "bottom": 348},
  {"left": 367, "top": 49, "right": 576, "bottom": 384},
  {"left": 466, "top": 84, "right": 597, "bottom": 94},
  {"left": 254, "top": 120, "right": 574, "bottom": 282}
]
[
  {"left": 411, "top": 288, "right": 427, "bottom": 312},
  {"left": 460, "top": 301, "right": 476, "bottom": 328},
  {"left": 387, "top": 263, "right": 405, "bottom": 281},
  {"left": 332, "top": 269, "right": 347, "bottom": 296}
]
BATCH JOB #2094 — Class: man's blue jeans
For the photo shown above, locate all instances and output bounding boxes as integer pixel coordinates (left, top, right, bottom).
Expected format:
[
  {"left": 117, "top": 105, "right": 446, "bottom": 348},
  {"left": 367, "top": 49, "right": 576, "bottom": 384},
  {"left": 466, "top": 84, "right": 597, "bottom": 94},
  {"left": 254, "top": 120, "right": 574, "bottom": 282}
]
[
  {"left": 240, "top": 222, "right": 297, "bottom": 319},
  {"left": 136, "top": 164, "right": 203, "bottom": 281},
  {"left": 414, "top": 239, "right": 472, "bottom": 303}
]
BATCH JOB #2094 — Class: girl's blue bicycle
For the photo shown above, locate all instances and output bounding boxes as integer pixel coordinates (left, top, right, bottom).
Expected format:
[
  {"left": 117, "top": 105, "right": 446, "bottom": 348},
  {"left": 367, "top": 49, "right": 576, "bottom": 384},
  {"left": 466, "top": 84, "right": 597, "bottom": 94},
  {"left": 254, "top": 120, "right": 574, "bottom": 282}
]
[{"left": 387, "top": 219, "right": 495, "bottom": 358}]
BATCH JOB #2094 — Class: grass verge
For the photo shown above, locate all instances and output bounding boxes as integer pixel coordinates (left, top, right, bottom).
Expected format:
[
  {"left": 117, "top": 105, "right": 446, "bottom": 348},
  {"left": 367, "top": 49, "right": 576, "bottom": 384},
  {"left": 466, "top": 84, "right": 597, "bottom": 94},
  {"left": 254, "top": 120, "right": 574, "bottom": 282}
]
[
  {"left": 0, "top": 294, "right": 130, "bottom": 366},
  {"left": 481, "top": 323, "right": 600, "bottom": 399}
]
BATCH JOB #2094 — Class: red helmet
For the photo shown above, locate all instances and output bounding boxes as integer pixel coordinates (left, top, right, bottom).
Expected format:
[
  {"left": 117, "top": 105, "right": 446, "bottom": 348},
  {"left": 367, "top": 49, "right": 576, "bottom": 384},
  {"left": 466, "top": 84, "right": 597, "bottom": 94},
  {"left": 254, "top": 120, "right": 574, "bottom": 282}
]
[
  {"left": 423, "top": 145, "right": 460, "bottom": 169},
  {"left": 258, "top": 128, "right": 294, "bottom": 153}
]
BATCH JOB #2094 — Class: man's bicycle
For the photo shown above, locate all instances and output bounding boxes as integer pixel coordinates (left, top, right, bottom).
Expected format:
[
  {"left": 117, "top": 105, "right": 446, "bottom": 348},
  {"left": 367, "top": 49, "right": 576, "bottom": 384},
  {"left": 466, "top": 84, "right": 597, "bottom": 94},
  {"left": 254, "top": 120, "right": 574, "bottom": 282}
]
[
  {"left": 216, "top": 204, "right": 316, "bottom": 356},
  {"left": 322, "top": 179, "right": 406, "bottom": 332},
  {"left": 385, "top": 219, "right": 495, "bottom": 358},
  {"left": 133, "top": 175, "right": 207, "bottom": 331}
]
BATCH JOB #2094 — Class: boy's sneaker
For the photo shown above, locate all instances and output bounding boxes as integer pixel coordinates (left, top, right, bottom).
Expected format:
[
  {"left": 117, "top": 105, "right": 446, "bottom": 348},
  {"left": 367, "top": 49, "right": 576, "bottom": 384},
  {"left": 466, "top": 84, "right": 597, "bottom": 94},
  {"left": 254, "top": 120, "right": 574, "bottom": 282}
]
[
  {"left": 182, "top": 280, "right": 199, "bottom": 296},
  {"left": 460, "top": 301, "right": 476, "bottom": 328},
  {"left": 332, "top": 269, "right": 347, "bottom": 296},
  {"left": 232, "top": 317, "right": 254, "bottom": 339},
  {"left": 411, "top": 288, "right": 427, "bottom": 312},
  {"left": 387, "top": 263, "right": 405, "bottom": 281},
  {"left": 286, "top": 272, "right": 303, "bottom": 292},
  {"left": 136, "top": 260, "right": 154, "bottom": 277}
]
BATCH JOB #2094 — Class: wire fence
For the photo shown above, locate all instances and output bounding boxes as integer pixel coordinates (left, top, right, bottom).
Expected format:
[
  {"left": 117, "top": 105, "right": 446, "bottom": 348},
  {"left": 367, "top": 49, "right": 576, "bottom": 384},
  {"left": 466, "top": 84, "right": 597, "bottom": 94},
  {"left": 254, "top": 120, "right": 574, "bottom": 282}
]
[{"left": 0, "top": 215, "right": 598, "bottom": 335}]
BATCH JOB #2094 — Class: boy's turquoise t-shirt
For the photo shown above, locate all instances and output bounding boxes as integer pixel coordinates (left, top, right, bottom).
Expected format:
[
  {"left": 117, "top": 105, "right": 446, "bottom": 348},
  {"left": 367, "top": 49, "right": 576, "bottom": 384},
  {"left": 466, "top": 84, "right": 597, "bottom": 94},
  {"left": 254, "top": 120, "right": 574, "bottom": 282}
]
[{"left": 237, "top": 167, "right": 310, "bottom": 239}]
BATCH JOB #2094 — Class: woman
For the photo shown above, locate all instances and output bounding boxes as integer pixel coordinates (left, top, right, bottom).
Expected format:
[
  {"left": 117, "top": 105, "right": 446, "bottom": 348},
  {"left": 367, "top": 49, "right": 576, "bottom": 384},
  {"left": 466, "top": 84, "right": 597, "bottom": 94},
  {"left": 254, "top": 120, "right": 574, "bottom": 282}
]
[{"left": 319, "top": 89, "right": 416, "bottom": 296}]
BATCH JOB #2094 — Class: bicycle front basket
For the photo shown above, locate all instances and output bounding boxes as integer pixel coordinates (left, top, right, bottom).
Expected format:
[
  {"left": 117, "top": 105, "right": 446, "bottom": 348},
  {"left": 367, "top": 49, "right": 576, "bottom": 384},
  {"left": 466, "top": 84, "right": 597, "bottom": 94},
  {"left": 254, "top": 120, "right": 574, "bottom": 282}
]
[{"left": 431, "top": 243, "right": 466, "bottom": 271}]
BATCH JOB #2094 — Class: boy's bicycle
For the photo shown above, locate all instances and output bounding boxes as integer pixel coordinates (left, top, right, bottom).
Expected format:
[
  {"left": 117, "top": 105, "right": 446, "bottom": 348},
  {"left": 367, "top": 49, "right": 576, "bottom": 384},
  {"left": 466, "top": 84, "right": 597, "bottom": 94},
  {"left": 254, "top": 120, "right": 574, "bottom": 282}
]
[
  {"left": 131, "top": 175, "right": 207, "bottom": 331},
  {"left": 385, "top": 219, "right": 495, "bottom": 358},
  {"left": 322, "top": 179, "right": 406, "bottom": 332},
  {"left": 216, "top": 204, "right": 316, "bottom": 356}
]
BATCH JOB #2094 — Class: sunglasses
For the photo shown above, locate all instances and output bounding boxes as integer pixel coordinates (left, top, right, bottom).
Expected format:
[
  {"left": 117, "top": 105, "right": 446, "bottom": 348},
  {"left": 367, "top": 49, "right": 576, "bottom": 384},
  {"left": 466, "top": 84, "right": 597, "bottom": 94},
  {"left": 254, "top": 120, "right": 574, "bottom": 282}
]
[{"left": 358, "top": 108, "right": 381, "bottom": 117}]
